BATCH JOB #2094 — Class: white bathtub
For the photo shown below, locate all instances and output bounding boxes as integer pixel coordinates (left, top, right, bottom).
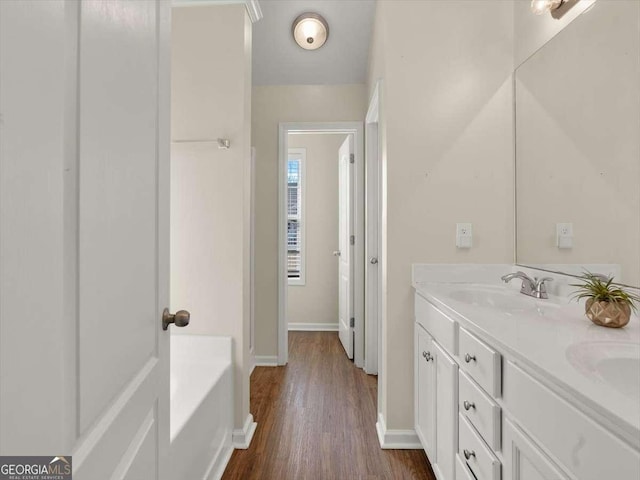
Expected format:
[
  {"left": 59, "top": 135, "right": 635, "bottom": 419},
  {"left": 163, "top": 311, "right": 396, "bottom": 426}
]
[{"left": 170, "top": 335, "right": 233, "bottom": 480}]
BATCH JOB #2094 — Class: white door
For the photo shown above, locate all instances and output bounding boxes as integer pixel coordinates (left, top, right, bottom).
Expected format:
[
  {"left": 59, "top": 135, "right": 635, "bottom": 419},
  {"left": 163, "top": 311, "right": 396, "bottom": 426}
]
[
  {"left": 365, "top": 119, "right": 380, "bottom": 374},
  {"left": 338, "top": 135, "right": 354, "bottom": 359},
  {"left": 434, "top": 341, "right": 459, "bottom": 480},
  {"left": 415, "top": 325, "right": 437, "bottom": 459},
  {"left": 0, "top": 2, "right": 175, "bottom": 479},
  {"left": 503, "top": 419, "right": 570, "bottom": 480}
]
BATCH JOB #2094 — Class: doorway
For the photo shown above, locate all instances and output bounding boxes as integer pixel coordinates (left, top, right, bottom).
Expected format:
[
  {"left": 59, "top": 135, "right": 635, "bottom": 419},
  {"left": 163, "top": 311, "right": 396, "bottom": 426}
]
[{"left": 278, "top": 122, "right": 364, "bottom": 367}]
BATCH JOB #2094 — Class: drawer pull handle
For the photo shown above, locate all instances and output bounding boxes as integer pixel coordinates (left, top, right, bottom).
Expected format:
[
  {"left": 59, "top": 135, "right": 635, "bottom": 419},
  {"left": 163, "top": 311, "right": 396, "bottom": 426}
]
[
  {"left": 422, "top": 351, "right": 433, "bottom": 362},
  {"left": 463, "top": 400, "right": 475, "bottom": 411},
  {"left": 464, "top": 353, "right": 476, "bottom": 363},
  {"left": 463, "top": 449, "right": 476, "bottom": 460}
]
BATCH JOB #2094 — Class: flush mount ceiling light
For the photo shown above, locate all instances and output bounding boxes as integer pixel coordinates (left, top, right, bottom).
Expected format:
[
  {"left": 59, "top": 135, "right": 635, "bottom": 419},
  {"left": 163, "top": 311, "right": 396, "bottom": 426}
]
[
  {"left": 292, "top": 12, "right": 329, "bottom": 50},
  {"left": 531, "top": 0, "right": 565, "bottom": 15}
]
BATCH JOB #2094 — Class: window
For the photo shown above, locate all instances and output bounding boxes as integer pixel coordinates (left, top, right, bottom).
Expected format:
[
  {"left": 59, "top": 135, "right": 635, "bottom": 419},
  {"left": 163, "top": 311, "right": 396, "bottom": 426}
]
[{"left": 287, "top": 149, "right": 305, "bottom": 285}]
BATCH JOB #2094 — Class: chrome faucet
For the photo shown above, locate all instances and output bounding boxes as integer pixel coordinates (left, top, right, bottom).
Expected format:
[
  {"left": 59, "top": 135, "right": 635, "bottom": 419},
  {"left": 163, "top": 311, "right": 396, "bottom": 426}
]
[{"left": 501, "top": 271, "right": 553, "bottom": 299}]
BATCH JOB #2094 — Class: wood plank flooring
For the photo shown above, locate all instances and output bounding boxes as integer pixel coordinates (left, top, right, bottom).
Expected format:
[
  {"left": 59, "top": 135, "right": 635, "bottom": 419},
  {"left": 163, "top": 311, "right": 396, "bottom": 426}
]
[{"left": 222, "top": 331, "right": 435, "bottom": 480}]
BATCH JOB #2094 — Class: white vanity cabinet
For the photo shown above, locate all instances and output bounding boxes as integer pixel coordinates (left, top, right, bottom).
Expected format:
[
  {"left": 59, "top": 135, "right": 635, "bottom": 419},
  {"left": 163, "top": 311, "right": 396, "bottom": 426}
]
[
  {"left": 414, "top": 288, "right": 640, "bottom": 480},
  {"left": 415, "top": 296, "right": 459, "bottom": 480}
]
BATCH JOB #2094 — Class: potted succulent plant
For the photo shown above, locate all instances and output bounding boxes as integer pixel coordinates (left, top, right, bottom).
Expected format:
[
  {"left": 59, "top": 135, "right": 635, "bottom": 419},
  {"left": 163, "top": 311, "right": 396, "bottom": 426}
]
[{"left": 571, "top": 273, "right": 639, "bottom": 328}]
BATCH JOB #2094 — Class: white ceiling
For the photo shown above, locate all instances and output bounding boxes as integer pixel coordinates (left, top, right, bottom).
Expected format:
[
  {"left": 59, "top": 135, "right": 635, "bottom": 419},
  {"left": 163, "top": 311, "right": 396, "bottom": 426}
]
[{"left": 252, "top": 0, "right": 376, "bottom": 85}]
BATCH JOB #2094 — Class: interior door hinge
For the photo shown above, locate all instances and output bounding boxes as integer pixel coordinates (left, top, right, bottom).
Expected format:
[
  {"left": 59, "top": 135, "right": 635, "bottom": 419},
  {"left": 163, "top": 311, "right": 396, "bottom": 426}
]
[
  {"left": 350, "top": 317, "right": 355, "bottom": 328},
  {"left": 350, "top": 235, "right": 355, "bottom": 245},
  {"left": 349, "top": 153, "right": 355, "bottom": 164}
]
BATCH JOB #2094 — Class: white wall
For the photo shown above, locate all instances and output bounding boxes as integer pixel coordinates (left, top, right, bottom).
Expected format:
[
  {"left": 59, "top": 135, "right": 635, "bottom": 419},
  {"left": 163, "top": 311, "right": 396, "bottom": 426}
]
[
  {"left": 287, "top": 134, "right": 347, "bottom": 328},
  {"left": 252, "top": 85, "right": 367, "bottom": 356},
  {"left": 171, "top": 4, "right": 252, "bottom": 431},
  {"left": 367, "top": 0, "right": 515, "bottom": 430}
]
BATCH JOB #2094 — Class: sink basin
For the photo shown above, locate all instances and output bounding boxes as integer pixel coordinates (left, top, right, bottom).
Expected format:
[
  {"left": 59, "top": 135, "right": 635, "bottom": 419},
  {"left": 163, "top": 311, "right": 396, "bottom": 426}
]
[
  {"left": 446, "top": 285, "right": 561, "bottom": 314},
  {"left": 566, "top": 342, "right": 640, "bottom": 399}
]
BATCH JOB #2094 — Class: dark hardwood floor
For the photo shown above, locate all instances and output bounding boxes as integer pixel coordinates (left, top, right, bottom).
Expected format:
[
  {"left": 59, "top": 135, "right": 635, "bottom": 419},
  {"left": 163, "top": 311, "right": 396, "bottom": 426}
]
[{"left": 222, "top": 331, "right": 435, "bottom": 480}]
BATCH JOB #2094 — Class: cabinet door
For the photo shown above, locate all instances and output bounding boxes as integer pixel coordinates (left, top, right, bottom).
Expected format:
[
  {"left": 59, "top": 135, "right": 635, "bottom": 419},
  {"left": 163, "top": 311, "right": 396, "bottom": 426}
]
[
  {"left": 434, "top": 341, "right": 459, "bottom": 480},
  {"left": 503, "top": 418, "right": 570, "bottom": 480},
  {"left": 415, "top": 324, "right": 436, "bottom": 460}
]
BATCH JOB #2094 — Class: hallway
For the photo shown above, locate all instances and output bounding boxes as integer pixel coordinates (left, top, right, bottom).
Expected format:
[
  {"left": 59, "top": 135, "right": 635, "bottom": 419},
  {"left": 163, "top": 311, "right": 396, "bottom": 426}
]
[{"left": 222, "top": 332, "right": 435, "bottom": 479}]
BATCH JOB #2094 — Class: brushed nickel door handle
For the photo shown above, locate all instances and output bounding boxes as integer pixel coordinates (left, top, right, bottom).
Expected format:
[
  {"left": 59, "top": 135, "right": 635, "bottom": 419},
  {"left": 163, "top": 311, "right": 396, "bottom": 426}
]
[
  {"left": 370, "top": 257, "right": 378, "bottom": 264},
  {"left": 162, "top": 308, "right": 190, "bottom": 331},
  {"left": 463, "top": 401, "right": 475, "bottom": 411},
  {"left": 333, "top": 250, "right": 341, "bottom": 257}
]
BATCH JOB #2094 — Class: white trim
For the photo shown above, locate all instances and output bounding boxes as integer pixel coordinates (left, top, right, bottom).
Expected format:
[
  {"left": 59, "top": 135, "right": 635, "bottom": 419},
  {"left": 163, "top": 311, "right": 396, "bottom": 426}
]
[
  {"left": 203, "top": 443, "right": 234, "bottom": 480},
  {"left": 375, "top": 413, "right": 422, "bottom": 449},
  {"left": 278, "top": 124, "right": 288, "bottom": 365},
  {"left": 278, "top": 122, "right": 365, "bottom": 369},
  {"left": 366, "top": 81, "right": 380, "bottom": 124},
  {"left": 172, "top": 0, "right": 263, "bottom": 23},
  {"left": 287, "top": 148, "right": 306, "bottom": 286},
  {"left": 288, "top": 322, "right": 339, "bottom": 332},
  {"left": 364, "top": 80, "right": 382, "bottom": 376},
  {"left": 250, "top": 147, "right": 256, "bottom": 355},
  {"left": 244, "top": 0, "right": 263, "bottom": 23},
  {"left": 232, "top": 414, "right": 257, "bottom": 449},
  {"left": 254, "top": 355, "right": 278, "bottom": 367}
]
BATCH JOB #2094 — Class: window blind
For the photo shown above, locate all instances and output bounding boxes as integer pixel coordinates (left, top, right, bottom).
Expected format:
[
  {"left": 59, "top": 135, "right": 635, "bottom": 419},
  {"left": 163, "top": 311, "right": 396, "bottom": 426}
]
[{"left": 287, "top": 157, "right": 302, "bottom": 279}]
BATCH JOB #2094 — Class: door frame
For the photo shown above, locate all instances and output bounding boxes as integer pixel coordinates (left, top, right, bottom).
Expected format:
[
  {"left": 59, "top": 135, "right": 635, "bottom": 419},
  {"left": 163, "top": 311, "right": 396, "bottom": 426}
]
[
  {"left": 364, "top": 81, "right": 382, "bottom": 375},
  {"left": 277, "top": 122, "right": 364, "bottom": 367}
]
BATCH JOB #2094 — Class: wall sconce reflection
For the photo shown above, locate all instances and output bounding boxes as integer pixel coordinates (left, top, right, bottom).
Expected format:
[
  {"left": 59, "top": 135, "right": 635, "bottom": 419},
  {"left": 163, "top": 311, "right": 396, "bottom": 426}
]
[{"left": 531, "top": 0, "right": 565, "bottom": 15}]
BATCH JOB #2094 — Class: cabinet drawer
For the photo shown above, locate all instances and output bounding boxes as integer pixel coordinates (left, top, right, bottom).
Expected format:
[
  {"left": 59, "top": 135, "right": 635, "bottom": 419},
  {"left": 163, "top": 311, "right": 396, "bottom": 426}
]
[
  {"left": 504, "top": 361, "right": 640, "bottom": 480},
  {"left": 459, "top": 327, "right": 501, "bottom": 397},
  {"left": 415, "top": 293, "right": 457, "bottom": 354},
  {"left": 459, "top": 369, "right": 501, "bottom": 451},
  {"left": 459, "top": 413, "right": 501, "bottom": 480},
  {"left": 455, "top": 454, "right": 476, "bottom": 480}
]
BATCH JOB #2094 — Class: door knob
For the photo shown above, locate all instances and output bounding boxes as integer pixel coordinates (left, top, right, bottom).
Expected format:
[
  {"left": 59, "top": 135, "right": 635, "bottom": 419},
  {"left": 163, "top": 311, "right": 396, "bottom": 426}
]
[
  {"left": 370, "top": 257, "right": 379, "bottom": 264},
  {"left": 463, "top": 401, "right": 475, "bottom": 411},
  {"left": 333, "top": 250, "right": 341, "bottom": 257},
  {"left": 162, "top": 308, "right": 190, "bottom": 331},
  {"left": 463, "top": 449, "right": 476, "bottom": 460},
  {"left": 464, "top": 353, "right": 476, "bottom": 363}
]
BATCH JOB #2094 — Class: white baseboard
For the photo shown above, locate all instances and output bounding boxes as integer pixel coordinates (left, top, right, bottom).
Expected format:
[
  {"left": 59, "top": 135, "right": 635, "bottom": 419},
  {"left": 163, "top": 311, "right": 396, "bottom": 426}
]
[
  {"left": 253, "top": 355, "right": 278, "bottom": 367},
  {"left": 203, "top": 442, "right": 234, "bottom": 480},
  {"left": 232, "top": 414, "right": 257, "bottom": 449},
  {"left": 375, "top": 413, "right": 422, "bottom": 449},
  {"left": 288, "top": 322, "right": 339, "bottom": 331}
]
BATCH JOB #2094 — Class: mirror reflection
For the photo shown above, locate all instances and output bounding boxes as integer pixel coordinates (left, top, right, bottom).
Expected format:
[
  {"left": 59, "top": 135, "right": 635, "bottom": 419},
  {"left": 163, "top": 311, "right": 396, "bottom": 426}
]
[{"left": 515, "top": 0, "right": 640, "bottom": 287}]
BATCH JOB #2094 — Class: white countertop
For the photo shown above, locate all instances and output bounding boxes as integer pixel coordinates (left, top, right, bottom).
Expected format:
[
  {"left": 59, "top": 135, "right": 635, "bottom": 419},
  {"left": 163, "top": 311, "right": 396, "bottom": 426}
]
[{"left": 413, "top": 281, "right": 640, "bottom": 446}]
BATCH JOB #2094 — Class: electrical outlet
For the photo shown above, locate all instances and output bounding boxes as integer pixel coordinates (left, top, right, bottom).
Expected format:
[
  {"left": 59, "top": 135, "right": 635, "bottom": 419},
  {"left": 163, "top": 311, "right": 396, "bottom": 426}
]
[
  {"left": 456, "top": 223, "right": 473, "bottom": 249},
  {"left": 458, "top": 225, "right": 470, "bottom": 236},
  {"left": 556, "top": 222, "right": 573, "bottom": 249}
]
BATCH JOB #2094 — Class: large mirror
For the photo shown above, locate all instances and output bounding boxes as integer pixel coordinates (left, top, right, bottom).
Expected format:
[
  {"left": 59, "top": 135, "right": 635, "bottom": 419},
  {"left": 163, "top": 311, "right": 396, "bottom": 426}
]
[{"left": 515, "top": 0, "right": 640, "bottom": 287}]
